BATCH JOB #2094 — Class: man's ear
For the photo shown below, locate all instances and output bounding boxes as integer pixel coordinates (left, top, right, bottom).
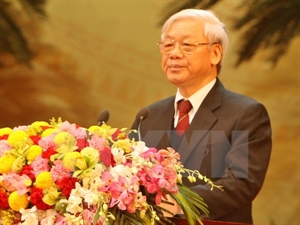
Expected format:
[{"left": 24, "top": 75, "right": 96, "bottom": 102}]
[{"left": 210, "top": 44, "right": 222, "bottom": 66}]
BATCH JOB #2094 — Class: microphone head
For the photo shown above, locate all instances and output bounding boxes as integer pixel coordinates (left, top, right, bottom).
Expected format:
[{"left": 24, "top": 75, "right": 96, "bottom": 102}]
[
  {"left": 136, "top": 107, "right": 149, "bottom": 141},
  {"left": 97, "top": 109, "right": 110, "bottom": 125},
  {"left": 137, "top": 107, "right": 149, "bottom": 120}
]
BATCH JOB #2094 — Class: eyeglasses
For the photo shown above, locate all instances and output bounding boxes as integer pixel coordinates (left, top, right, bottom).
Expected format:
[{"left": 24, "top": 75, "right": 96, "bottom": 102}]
[{"left": 157, "top": 40, "right": 216, "bottom": 55}]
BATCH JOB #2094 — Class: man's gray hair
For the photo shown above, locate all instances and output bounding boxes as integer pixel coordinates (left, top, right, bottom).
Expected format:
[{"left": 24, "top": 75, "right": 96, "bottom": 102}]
[{"left": 161, "top": 9, "right": 229, "bottom": 75}]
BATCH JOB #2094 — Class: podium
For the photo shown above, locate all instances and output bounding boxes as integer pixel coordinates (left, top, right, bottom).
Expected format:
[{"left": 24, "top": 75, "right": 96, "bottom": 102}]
[{"left": 168, "top": 218, "right": 250, "bottom": 225}]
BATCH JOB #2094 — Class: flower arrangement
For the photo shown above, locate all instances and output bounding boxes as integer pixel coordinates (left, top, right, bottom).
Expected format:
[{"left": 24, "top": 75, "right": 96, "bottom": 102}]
[{"left": 0, "top": 118, "right": 221, "bottom": 225}]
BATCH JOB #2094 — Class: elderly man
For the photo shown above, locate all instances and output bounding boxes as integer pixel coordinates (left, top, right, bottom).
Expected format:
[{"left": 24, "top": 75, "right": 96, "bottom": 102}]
[{"left": 131, "top": 9, "right": 272, "bottom": 224}]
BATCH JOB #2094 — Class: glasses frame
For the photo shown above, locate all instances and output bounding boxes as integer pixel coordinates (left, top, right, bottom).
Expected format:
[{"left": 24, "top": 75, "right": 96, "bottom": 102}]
[{"left": 157, "top": 40, "right": 217, "bottom": 55}]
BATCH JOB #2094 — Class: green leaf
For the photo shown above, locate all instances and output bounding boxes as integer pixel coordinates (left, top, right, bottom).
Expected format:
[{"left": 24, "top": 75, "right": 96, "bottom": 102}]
[
  {"left": 169, "top": 184, "right": 209, "bottom": 225},
  {"left": 93, "top": 206, "right": 101, "bottom": 225},
  {"left": 109, "top": 206, "right": 145, "bottom": 225}
]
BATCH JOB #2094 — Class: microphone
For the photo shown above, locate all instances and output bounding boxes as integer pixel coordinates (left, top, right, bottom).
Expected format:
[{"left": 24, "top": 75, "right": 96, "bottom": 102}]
[
  {"left": 97, "top": 109, "right": 110, "bottom": 125},
  {"left": 137, "top": 107, "right": 149, "bottom": 141}
]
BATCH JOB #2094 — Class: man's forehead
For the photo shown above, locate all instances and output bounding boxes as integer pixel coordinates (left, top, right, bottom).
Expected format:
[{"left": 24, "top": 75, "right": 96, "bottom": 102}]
[{"left": 164, "top": 20, "right": 204, "bottom": 39}]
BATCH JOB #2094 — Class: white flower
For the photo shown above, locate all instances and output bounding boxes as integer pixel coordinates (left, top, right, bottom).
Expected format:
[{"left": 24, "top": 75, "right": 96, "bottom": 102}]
[
  {"left": 20, "top": 206, "right": 39, "bottom": 225},
  {"left": 63, "top": 213, "right": 84, "bottom": 225},
  {"left": 109, "top": 164, "right": 133, "bottom": 180},
  {"left": 94, "top": 163, "right": 105, "bottom": 176},
  {"left": 60, "top": 195, "right": 83, "bottom": 214},
  {"left": 84, "top": 192, "right": 99, "bottom": 207},
  {"left": 111, "top": 147, "right": 126, "bottom": 164},
  {"left": 70, "top": 182, "right": 89, "bottom": 197},
  {"left": 81, "top": 164, "right": 105, "bottom": 189},
  {"left": 131, "top": 141, "right": 149, "bottom": 166},
  {"left": 133, "top": 141, "right": 148, "bottom": 154},
  {"left": 40, "top": 209, "right": 56, "bottom": 225}
]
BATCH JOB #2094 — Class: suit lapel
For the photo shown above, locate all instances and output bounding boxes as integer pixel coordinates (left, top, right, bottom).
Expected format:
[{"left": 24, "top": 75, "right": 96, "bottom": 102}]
[
  {"left": 142, "top": 97, "right": 175, "bottom": 149},
  {"left": 161, "top": 97, "right": 175, "bottom": 129},
  {"left": 177, "top": 79, "right": 225, "bottom": 165},
  {"left": 158, "top": 98, "right": 175, "bottom": 148}
]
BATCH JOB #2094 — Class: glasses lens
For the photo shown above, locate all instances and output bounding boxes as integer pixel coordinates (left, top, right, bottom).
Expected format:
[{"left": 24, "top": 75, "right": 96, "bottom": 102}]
[
  {"left": 160, "top": 41, "right": 174, "bottom": 54},
  {"left": 158, "top": 40, "right": 203, "bottom": 54},
  {"left": 180, "top": 42, "right": 195, "bottom": 54}
]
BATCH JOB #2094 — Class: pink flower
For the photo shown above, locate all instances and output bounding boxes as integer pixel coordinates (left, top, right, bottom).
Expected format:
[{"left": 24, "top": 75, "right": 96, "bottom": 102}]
[
  {"left": 82, "top": 209, "right": 96, "bottom": 225},
  {"left": 12, "top": 125, "right": 29, "bottom": 131},
  {"left": 88, "top": 135, "right": 106, "bottom": 150},
  {"left": 0, "top": 140, "right": 11, "bottom": 157},
  {"left": 137, "top": 157, "right": 178, "bottom": 205},
  {"left": 51, "top": 213, "right": 68, "bottom": 225},
  {"left": 161, "top": 167, "right": 178, "bottom": 192},
  {"left": 2, "top": 173, "right": 31, "bottom": 195},
  {"left": 50, "top": 160, "right": 71, "bottom": 182},
  {"left": 31, "top": 156, "right": 50, "bottom": 176},
  {"left": 59, "top": 121, "right": 77, "bottom": 133},
  {"left": 117, "top": 190, "right": 133, "bottom": 211},
  {"left": 110, "top": 176, "right": 126, "bottom": 199},
  {"left": 108, "top": 176, "right": 140, "bottom": 213},
  {"left": 38, "top": 133, "right": 56, "bottom": 150},
  {"left": 60, "top": 121, "right": 87, "bottom": 139},
  {"left": 98, "top": 171, "right": 114, "bottom": 192},
  {"left": 138, "top": 165, "right": 164, "bottom": 193},
  {"left": 140, "top": 148, "right": 158, "bottom": 159},
  {"left": 1, "top": 175, "right": 16, "bottom": 192},
  {"left": 158, "top": 147, "right": 181, "bottom": 166}
]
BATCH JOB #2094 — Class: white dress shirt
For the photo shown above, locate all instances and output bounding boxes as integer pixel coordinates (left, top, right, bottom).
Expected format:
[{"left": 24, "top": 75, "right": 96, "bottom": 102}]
[{"left": 174, "top": 79, "right": 216, "bottom": 127}]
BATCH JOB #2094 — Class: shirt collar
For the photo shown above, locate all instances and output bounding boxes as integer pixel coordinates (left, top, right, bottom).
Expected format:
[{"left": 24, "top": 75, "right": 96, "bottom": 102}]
[{"left": 174, "top": 78, "right": 216, "bottom": 113}]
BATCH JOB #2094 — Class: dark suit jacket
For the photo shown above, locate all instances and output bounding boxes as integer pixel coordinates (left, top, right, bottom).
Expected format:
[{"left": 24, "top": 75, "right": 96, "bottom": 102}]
[{"left": 131, "top": 79, "right": 272, "bottom": 224}]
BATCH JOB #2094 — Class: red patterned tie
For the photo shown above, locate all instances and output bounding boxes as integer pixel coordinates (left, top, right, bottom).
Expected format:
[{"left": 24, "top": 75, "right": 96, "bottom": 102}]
[{"left": 175, "top": 100, "right": 193, "bottom": 135}]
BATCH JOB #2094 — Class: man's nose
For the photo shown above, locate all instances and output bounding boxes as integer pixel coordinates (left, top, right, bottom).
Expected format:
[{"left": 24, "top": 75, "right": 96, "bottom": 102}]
[{"left": 169, "top": 42, "right": 184, "bottom": 57}]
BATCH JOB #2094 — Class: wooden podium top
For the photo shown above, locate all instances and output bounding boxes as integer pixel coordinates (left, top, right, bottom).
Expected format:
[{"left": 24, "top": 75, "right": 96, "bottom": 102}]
[{"left": 168, "top": 217, "right": 250, "bottom": 225}]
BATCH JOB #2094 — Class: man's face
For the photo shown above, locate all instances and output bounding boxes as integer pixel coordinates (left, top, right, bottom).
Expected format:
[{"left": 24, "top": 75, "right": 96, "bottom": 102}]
[{"left": 161, "top": 18, "right": 220, "bottom": 93}]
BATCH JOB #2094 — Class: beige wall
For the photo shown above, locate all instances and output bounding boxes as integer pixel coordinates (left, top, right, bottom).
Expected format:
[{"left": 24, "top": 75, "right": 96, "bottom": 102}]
[{"left": 0, "top": 1, "right": 299, "bottom": 224}]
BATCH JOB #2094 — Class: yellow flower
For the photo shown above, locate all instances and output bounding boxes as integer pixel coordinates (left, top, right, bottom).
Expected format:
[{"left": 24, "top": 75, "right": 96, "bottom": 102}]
[
  {"left": 63, "top": 152, "right": 81, "bottom": 171},
  {"left": 0, "top": 209, "right": 16, "bottom": 225},
  {"left": 12, "top": 156, "right": 26, "bottom": 173},
  {"left": 73, "top": 147, "right": 100, "bottom": 178},
  {"left": 42, "top": 128, "right": 58, "bottom": 137},
  {"left": 88, "top": 125, "right": 102, "bottom": 133},
  {"left": 54, "top": 132, "right": 76, "bottom": 146},
  {"left": 0, "top": 153, "right": 16, "bottom": 174},
  {"left": 26, "top": 145, "right": 43, "bottom": 162},
  {"left": 88, "top": 124, "right": 117, "bottom": 139},
  {"left": 43, "top": 185, "right": 61, "bottom": 206},
  {"left": 7, "top": 130, "right": 29, "bottom": 148},
  {"left": 8, "top": 191, "right": 29, "bottom": 211},
  {"left": 49, "top": 132, "right": 78, "bottom": 162},
  {"left": 113, "top": 139, "right": 132, "bottom": 153},
  {"left": 28, "top": 121, "right": 50, "bottom": 135},
  {"left": 35, "top": 172, "right": 53, "bottom": 189},
  {"left": 0, "top": 127, "right": 12, "bottom": 136},
  {"left": 80, "top": 147, "right": 99, "bottom": 164},
  {"left": 74, "top": 157, "right": 87, "bottom": 171}
]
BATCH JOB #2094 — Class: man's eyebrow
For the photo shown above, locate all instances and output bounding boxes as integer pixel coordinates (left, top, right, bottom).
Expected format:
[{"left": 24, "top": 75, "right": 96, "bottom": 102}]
[{"left": 163, "top": 35, "right": 194, "bottom": 40}]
